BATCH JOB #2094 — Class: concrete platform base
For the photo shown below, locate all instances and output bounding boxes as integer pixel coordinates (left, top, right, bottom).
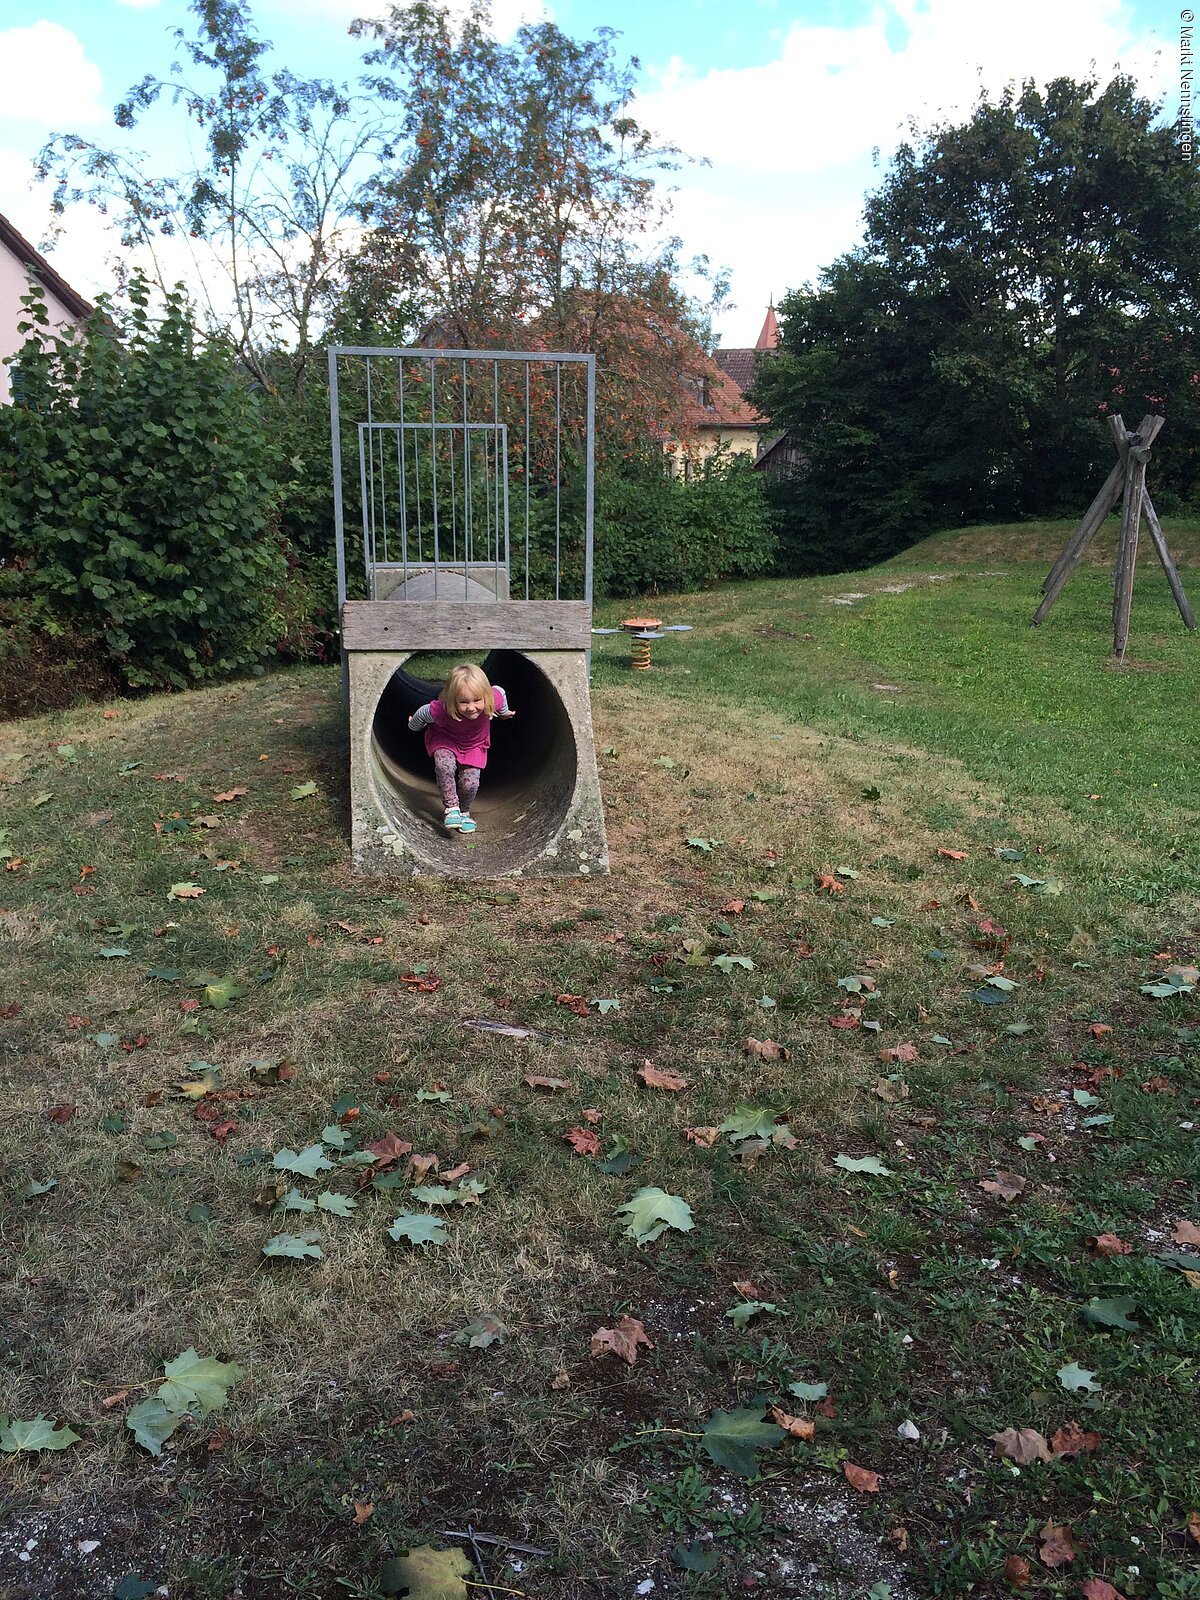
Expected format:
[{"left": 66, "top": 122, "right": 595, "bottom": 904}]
[{"left": 344, "top": 604, "right": 608, "bottom": 879}]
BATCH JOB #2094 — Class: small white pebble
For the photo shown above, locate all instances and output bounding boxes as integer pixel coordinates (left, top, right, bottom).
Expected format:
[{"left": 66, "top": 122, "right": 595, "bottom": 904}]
[
  {"left": 902, "top": 1334, "right": 914, "bottom": 1345},
  {"left": 636, "top": 1581, "right": 656, "bottom": 1595},
  {"left": 1179, "top": 1121, "right": 1194, "bottom": 1131},
  {"left": 897, "top": 1419, "right": 920, "bottom": 1441},
  {"left": 77, "top": 1540, "right": 101, "bottom": 1555}
]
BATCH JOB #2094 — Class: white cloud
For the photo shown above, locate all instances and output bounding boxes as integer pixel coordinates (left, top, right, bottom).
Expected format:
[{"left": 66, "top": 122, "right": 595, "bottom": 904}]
[
  {"left": 116, "top": 0, "right": 163, "bottom": 9},
  {"left": 634, "top": 0, "right": 1175, "bottom": 343},
  {"left": 261, "top": 0, "right": 552, "bottom": 39},
  {"left": 0, "top": 22, "right": 105, "bottom": 126}
]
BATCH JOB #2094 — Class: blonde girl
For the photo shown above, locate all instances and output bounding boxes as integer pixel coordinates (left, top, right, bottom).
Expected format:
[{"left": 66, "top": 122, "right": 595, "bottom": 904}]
[{"left": 407, "top": 663, "right": 515, "bottom": 833}]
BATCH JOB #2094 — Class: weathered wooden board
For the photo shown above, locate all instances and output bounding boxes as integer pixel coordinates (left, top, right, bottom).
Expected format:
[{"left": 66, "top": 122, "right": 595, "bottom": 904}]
[{"left": 341, "top": 600, "right": 592, "bottom": 652}]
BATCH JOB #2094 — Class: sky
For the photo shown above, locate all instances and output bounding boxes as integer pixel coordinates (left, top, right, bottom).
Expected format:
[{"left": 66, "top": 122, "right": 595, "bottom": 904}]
[{"left": 0, "top": 0, "right": 1185, "bottom": 346}]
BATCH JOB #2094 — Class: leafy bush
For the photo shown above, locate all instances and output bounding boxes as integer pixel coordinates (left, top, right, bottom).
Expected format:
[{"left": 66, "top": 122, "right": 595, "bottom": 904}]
[{"left": 0, "top": 279, "right": 285, "bottom": 690}]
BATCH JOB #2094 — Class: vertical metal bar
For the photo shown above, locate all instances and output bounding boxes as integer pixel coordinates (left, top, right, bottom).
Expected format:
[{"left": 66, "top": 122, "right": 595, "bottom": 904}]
[
  {"left": 493, "top": 360, "right": 502, "bottom": 599},
  {"left": 501, "top": 423, "right": 510, "bottom": 589},
  {"left": 328, "top": 348, "right": 347, "bottom": 610},
  {"left": 585, "top": 354, "right": 595, "bottom": 612},
  {"left": 397, "top": 356, "right": 409, "bottom": 597},
  {"left": 365, "top": 357, "right": 376, "bottom": 597},
  {"left": 377, "top": 423, "right": 389, "bottom": 574},
  {"left": 555, "top": 362, "right": 562, "bottom": 601},
  {"left": 524, "top": 361, "right": 531, "bottom": 601},
  {"left": 357, "top": 424, "right": 372, "bottom": 604},
  {"left": 460, "top": 359, "right": 469, "bottom": 598},
  {"left": 430, "top": 357, "right": 440, "bottom": 600}
]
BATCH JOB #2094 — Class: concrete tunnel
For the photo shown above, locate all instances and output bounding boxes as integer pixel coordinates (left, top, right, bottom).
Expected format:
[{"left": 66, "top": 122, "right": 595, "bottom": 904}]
[{"left": 368, "top": 648, "right": 585, "bottom": 875}]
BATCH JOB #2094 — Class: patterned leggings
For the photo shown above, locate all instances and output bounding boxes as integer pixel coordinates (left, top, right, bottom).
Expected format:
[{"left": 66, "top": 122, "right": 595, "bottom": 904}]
[{"left": 432, "top": 749, "right": 481, "bottom": 814}]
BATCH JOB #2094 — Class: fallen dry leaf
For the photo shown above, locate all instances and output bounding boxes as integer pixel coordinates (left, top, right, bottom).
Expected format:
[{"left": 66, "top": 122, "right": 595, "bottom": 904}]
[
  {"left": 890, "top": 1526, "right": 909, "bottom": 1555},
  {"left": 1038, "top": 1523, "right": 1076, "bottom": 1569},
  {"left": 1080, "top": 1580, "right": 1127, "bottom": 1600},
  {"left": 1139, "top": 1075, "right": 1177, "bottom": 1096},
  {"left": 980, "top": 1172, "right": 1027, "bottom": 1203},
  {"left": 1002, "top": 1555, "right": 1031, "bottom": 1587},
  {"left": 523, "top": 1074, "right": 573, "bottom": 1091},
  {"left": 352, "top": 1502, "right": 373, "bottom": 1525},
  {"left": 100, "top": 1390, "right": 130, "bottom": 1410},
  {"left": 550, "top": 1368, "right": 571, "bottom": 1391},
  {"left": 873, "top": 1077, "right": 911, "bottom": 1103},
  {"left": 684, "top": 1126, "right": 719, "bottom": 1148},
  {"left": 206, "top": 1425, "right": 230, "bottom": 1454},
  {"left": 768, "top": 1406, "right": 815, "bottom": 1441},
  {"left": 814, "top": 873, "right": 846, "bottom": 894},
  {"left": 879, "top": 1042, "right": 918, "bottom": 1063},
  {"left": 1187, "top": 1511, "right": 1200, "bottom": 1547},
  {"left": 387, "top": 1410, "right": 416, "bottom": 1427},
  {"left": 638, "top": 1061, "right": 689, "bottom": 1091},
  {"left": 795, "top": 940, "right": 815, "bottom": 958},
  {"left": 581, "top": 1107, "right": 603, "bottom": 1124},
  {"left": 1088, "top": 1023, "right": 1112, "bottom": 1038},
  {"left": 744, "top": 1036, "right": 790, "bottom": 1061},
  {"left": 46, "top": 1103, "right": 77, "bottom": 1124},
  {"left": 1172, "top": 1220, "right": 1200, "bottom": 1246},
  {"left": 842, "top": 1462, "right": 880, "bottom": 1493},
  {"left": 399, "top": 972, "right": 440, "bottom": 992},
  {"left": 990, "top": 1427, "right": 1051, "bottom": 1465},
  {"left": 563, "top": 1126, "right": 602, "bottom": 1157},
  {"left": 722, "top": 899, "right": 745, "bottom": 914},
  {"left": 407, "top": 1154, "right": 439, "bottom": 1184},
  {"left": 590, "top": 1315, "right": 653, "bottom": 1366},
  {"left": 213, "top": 787, "right": 248, "bottom": 802},
  {"left": 1089, "top": 1233, "right": 1133, "bottom": 1258},
  {"left": 440, "top": 1161, "right": 470, "bottom": 1182},
  {"left": 829, "top": 1013, "right": 861, "bottom": 1030},
  {"left": 937, "top": 847, "right": 969, "bottom": 860},
  {"left": 365, "top": 1132, "right": 413, "bottom": 1168},
  {"left": 1050, "top": 1421, "right": 1101, "bottom": 1457},
  {"left": 555, "top": 992, "right": 590, "bottom": 1016}
]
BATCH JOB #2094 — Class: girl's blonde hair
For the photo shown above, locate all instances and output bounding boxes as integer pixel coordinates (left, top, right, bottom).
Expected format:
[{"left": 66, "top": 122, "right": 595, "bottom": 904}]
[{"left": 439, "top": 662, "right": 495, "bottom": 720}]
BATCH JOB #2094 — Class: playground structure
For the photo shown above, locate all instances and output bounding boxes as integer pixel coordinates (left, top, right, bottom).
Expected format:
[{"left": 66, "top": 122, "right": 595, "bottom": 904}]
[
  {"left": 1032, "top": 413, "right": 1196, "bottom": 659},
  {"left": 330, "top": 346, "right": 608, "bottom": 878}
]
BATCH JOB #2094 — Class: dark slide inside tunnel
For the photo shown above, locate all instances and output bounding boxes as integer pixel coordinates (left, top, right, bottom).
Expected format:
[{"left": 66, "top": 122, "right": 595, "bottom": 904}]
[{"left": 370, "top": 650, "right": 579, "bottom": 872}]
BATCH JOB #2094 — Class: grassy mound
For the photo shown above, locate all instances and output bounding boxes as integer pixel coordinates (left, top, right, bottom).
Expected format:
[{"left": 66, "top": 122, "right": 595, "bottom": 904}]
[{"left": 1, "top": 546, "right": 1198, "bottom": 1599}]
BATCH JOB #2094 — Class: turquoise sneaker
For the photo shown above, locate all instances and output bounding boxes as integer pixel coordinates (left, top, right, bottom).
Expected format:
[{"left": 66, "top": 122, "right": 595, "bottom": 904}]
[
  {"left": 458, "top": 814, "right": 477, "bottom": 834},
  {"left": 442, "top": 807, "right": 463, "bottom": 830}
]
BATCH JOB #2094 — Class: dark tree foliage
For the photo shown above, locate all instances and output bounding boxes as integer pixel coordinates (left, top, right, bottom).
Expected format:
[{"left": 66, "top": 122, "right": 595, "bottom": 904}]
[{"left": 754, "top": 76, "right": 1200, "bottom": 572}]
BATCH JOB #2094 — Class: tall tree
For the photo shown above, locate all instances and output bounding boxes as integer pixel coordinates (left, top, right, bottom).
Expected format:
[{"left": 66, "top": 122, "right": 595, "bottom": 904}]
[{"left": 754, "top": 75, "right": 1200, "bottom": 569}]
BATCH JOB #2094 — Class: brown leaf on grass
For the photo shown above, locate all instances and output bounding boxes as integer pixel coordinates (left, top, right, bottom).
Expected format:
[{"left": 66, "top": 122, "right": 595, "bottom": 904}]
[
  {"left": 1002, "top": 1555, "right": 1031, "bottom": 1587},
  {"left": 879, "top": 1042, "right": 918, "bottom": 1063},
  {"left": 366, "top": 1132, "right": 413, "bottom": 1169},
  {"left": 1038, "top": 1523, "right": 1076, "bottom": 1568},
  {"left": 1031, "top": 1095, "right": 1064, "bottom": 1115},
  {"left": 406, "top": 1154, "right": 439, "bottom": 1184},
  {"left": 1050, "top": 1422, "right": 1101, "bottom": 1457},
  {"left": 1187, "top": 1511, "right": 1200, "bottom": 1546},
  {"left": 744, "top": 1036, "right": 790, "bottom": 1061},
  {"left": 352, "top": 1502, "right": 373, "bottom": 1526},
  {"left": 732, "top": 1278, "right": 759, "bottom": 1296},
  {"left": 814, "top": 874, "right": 846, "bottom": 894},
  {"left": 842, "top": 1462, "right": 880, "bottom": 1492},
  {"left": 440, "top": 1161, "right": 470, "bottom": 1182},
  {"left": 5, "top": 857, "right": 26, "bottom": 871},
  {"left": 563, "top": 1126, "right": 602, "bottom": 1157},
  {"left": 523, "top": 1074, "right": 572, "bottom": 1091},
  {"left": 1172, "top": 1220, "right": 1200, "bottom": 1246},
  {"left": 937, "top": 847, "right": 969, "bottom": 860},
  {"left": 581, "top": 1107, "right": 603, "bottom": 1124},
  {"left": 1080, "top": 1580, "right": 1128, "bottom": 1600},
  {"left": 590, "top": 1315, "right": 653, "bottom": 1366},
  {"left": 684, "top": 1126, "right": 719, "bottom": 1148},
  {"left": 550, "top": 1368, "right": 571, "bottom": 1391},
  {"left": 387, "top": 1410, "right": 416, "bottom": 1427},
  {"left": 959, "top": 891, "right": 982, "bottom": 911},
  {"left": 212, "top": 787, "right": 248, "bottom": 802},
  {"left": 1089, "top": 1233, "right": 1133, "bottom": 1257},
  {"left": 829, "top": 1013, "right": 861, "bottom": 1030},
  {"left": 46, "top": 1102, "right": 78, "bottom": 1124},
  {"left": 100, "top": 1390, "right": 130, "bottom": 1410},
  {"left": 206, "top": 1425, "right": 230, "bottom": 1454},
  {"left": 179, "top": 998, "right": 201, "bottom": 1014},
  {"left": 873, "top": 1077, "right": 911, "bottom": 1103},
  {"left": 555, "top": 992, "right": 590, "bottom": 1016},
  {"left": 1088, "top": 1023, "right": 1112, "bottom": 1038},
  {"left": 209, "top": 1119, "right": 238, "bottom": 1145},
  {"left": 399, "top": 972, "right": 440, "bottom": 992},
  {"left": 990, "top": 1427, "right": 1051, "bottom": 1464},
  {"left": 638, "top": 1062, "right": 689, "bottom": 1091},
  {"left": 722, "top": 899, "right": 745, "bottom": 914},
  {"left": 920, "top": 898, "right": 943, "bottom": 911},
  {"left": 980, "top": 1172, "right": 1027, "bottom": 1203},
  {"left": 768, "top": 1406, "right": 815, "bottom": 1441},
  {"left": 1139, "top": 1075, "right": 1177, "bottom": 1096}
]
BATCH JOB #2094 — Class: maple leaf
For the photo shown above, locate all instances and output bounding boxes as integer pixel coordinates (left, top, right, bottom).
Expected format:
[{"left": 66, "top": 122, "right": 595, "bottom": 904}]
[
  {"left": 990, "top": 1427, "right": 1050, "bottom": 1464},
  {"left": 352, "top": 1502, "right": 373, "bottom": 1525},
  {"left": 564, "top": 1126, "right": 602, "bottom": 1157},
  {"left": 1089, "top": 1233, "right": 1133, "bottom": 1257},
  {"left": 684, "top": 1126, "right": 719, "bottom": 1148},
  {"left": 873, "top": 1076, "right": 910, "bottom": 1103},
  {"left": 1002, "top": 1555, "right": 1032, "bottom": 1587},
  {"left": 158, "top": 1349, "right": 243, "bottom": 1416},
  {"left": 379, "top": 1545, "right": 472, "bottom": 1600},
  {"left": 767, "top": 1406, "right": 815, "bottom": 1440},
  {"left": 722, "top": 899, "right": 745, "bottom": 914},
  {"left": 700, "top": 1407, "right": 784, "bottom": 1478},
  {"left": 212, "top": 787, "right": 248, "bottom": 802},
  {"left": 0, "top": 1416, "right": 81, "bottom": 1453},
  {"left": 1171, "top": 1219, "right": 1200, "bottom": 1246},
  {"left": 1038, "top": 1524, "right": 1076, "bottom": 1568},
  {"left": 1050, "top": 1421, "right": 1101, "bottom": 1457},
  {"left": 365, "top": 1132, "right": 413, "bottom": 1168},
  {"left": 47, "top": 1104, "right": 77, "bottom": 1124},
  {"left": 589, "top": 1315, "right": 653, "bottom": 1365},
  {"left": 829, "top": 1013, "right": 860, "bottom": 1029},
  {"left": 1088, "top": 1023, "right": 1112, "bottom": 1038},
  {"left": 843, "top": 1462, "right": 881, "bottom": 1492},
  {"left": 1140, "top": 1075, "right": 1177, "bottom": 1095},
  {"left": 406, "top": 1153, "right": 439, "bottom": 1184},
  {"left": 169, "top": 882, "right": 205, "bottom": 900},
  {"left": 937, "top": 847, "right": 969, "bottom": 860},
  {"left": 814, "top": 873, "right": 846, "bottom": 894},
  {"left": 638, "top": 1061, "right": 689, "bottom": 1091},
  {"left": 879, "top": 1042, "right": 918, "bottom": 1063},
  {"left": 979, "top": 1172, "right": 1027, "bottom": 1202},
  {"left": 523, "top": 1074, "right": 573, "bottom": 1091},
  {"left": 555, "top": 992, "right": 590, "bottom": 1016},
  {"left": 209, "top": 1119, "right": 237, "bottom": 1145},
  {"left": 616, "top": 1187, "right": 694, "bottom": 1246},
  {"left": 744, "top": 1036, "right": 790, "bottom": 1061}
]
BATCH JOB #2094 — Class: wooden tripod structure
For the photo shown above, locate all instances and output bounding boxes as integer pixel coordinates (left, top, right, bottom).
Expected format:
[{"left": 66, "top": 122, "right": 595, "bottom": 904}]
[{"left": 1031, "top": 413, "right": 1196, "bottom": 660}]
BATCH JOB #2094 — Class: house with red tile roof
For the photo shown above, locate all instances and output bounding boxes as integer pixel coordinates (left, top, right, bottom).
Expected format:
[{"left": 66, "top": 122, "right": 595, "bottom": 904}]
[
  {"left": 0, "top": 212, "right": 93, "bottom": 403},
  {"left": 662, "top": 304, "right": 780, "bottom": 474}
]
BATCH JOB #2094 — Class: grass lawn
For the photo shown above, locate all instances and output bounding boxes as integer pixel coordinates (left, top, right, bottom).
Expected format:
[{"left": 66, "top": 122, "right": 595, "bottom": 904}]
[{"left": 2, "top": 520, "right": 1199, "bottom": 1600}]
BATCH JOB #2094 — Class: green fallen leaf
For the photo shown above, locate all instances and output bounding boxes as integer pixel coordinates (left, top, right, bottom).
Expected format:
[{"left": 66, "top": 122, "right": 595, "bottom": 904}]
[
  {"left": 320, "top": 1123, "right": 351, "bottom": 1148},
  {"left": 719, "top": 1105, "right": 785, "bottom": 1143},
  {"left": 674, "top": 1542, "right": 720, "bottom": 1573},
  {"left": 834, "top": 865, "right": 860, "bottom": 879},
  {"left": 870, "top": 916, "right": 895, "bottom": 927},
  {"left": 593, "top": 997, "right": 620, "bottom": 1014},
  {"left": 101, "top": 1112, "right": 126, "bottom": 1135},
  {"left": 146, "top": 967, "right": 182, "bottom": 983},
  {"left": 685, "top": 836, "right": 717, "bottom": 851},
  {"left": 0, "top": 1415, "right": 80, "bottom": 1453},
  {"left": 317, "top": 1191, "right": 357, "bottom": 1217},
  {"left": 168, "top": 881, "right": 205, "bottom": 900},
  {"left": 259, "top": 874, "right": 280, "bottom": 885},
  {"left": 203, "top": 976, "right": 246, "bottom": 1009},
  {"left": 1057, "top": 1361, "right": 1101, "bottom": 1393},
  {"left": 186, "top": 1203, "right": 214, "bottom": 1224},
  {"left": 157, "top": 1348, "right": 243, "bottom": 1416},
  {"left": 99, "top": 947, "right": 131, "bottom": 959},
  {"left": 725, "top": 1301, "right": 782, "bottom": 1330},
  {"left": 834, "top": 1153, "right": 893, "bottom": 1176},
  {"left": 90, "top": 1032, "right": 121, "bottom": 1047},
  {"left": 712, "top": 954, "right": 754, "bottom": 974},
  {"left": 277, "top": 1187, "right": 316, "bottom": 1213},
  {"left": 126, "top": 1397, "right": 184, "bottom": 1456},
  {"left": 23, "top": 1178, "right": 57, "bottom": 1198},
  {"left": 1004, "top": 1021, "right": 1034, "bottom": 1036},
  {"left": 379, "top": 1545, "right": 472, "bottom": 1599},
  {"left": 986, "top": 974, "right": 1019, "bottom": 991},
  {"left": 1082, "top": 1295, "right": 1139, "bottom": 1331},
  {"left": 995, "top": 847, "right": 1025, "bottom": 861},
  {"left": 32, "top": 791, "right": 53, "bottom": 807},
  {"left": 272, "top": 1144, "right": 334, "bottom": 1179},
  {"left": 141, "top": 1131, "right": 177, "bottom": 1152},
  {"left": 971, "top": 987, "right": 1010, "bottom": 1005},
  {"left": 113, "top": 1577, "right": 158, "bottom": 1600},
  {"left": 925, "top": 949, "right": 949, "bottom": 962},
  {"left": 262, "top": 1231, "right": 324, "bottom": 1261},
  {"left": 290, "top": 781, "right": 318, "bottom": 800},
  {"left": 700, "top": 1406, "right": 784, "bottom": 1478},
  {"left": 387, "top": 1212, "right": 448, "bottom": 1249},
  {"left": 617, "top": 1186, "right": 694, "bottom": 1246},
  {"left": 454, "top": 1314, "right": 507, "bottom": 1349},
  {"left": 787, "top": 1379, "right": 828, "bottom": 1402}
]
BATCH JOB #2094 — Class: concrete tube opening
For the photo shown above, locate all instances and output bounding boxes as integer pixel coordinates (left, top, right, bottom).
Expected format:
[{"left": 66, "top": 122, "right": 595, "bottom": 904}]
[{"left": 369, "top": 649, "right": 579, "bottom": 874}]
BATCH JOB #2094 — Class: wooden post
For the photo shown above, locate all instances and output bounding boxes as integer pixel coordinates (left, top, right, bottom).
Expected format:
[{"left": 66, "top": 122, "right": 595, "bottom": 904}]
[
  {"left": 1112, "top": 442, "right": 1148, "bottom": 661},
  {"left": 1142, "top": 488, "right": 1198, "bottom": 631}
]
